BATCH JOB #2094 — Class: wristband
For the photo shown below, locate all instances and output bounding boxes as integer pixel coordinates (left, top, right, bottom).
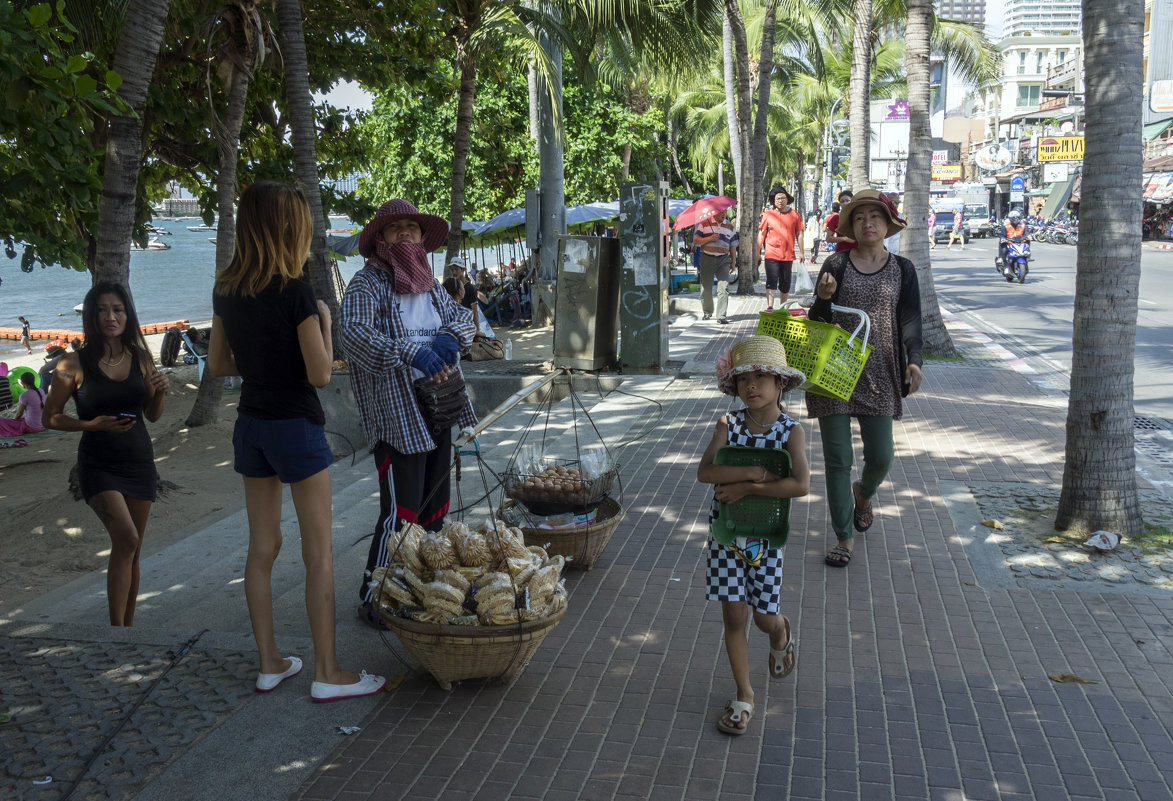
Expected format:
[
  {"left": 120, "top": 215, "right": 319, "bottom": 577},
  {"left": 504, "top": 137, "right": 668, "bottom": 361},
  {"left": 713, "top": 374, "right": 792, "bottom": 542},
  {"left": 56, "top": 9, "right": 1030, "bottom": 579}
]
[{"left": 754, "top": 466, "right": 768, "bottom": 483}]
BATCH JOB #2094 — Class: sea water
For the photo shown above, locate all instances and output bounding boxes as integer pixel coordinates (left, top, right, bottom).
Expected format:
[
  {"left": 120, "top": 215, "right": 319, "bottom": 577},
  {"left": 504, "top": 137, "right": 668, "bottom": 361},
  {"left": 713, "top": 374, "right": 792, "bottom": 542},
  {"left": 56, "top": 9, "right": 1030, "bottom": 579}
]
[{"left": 0, "top": 219, "right": 523, "bottom": 359}]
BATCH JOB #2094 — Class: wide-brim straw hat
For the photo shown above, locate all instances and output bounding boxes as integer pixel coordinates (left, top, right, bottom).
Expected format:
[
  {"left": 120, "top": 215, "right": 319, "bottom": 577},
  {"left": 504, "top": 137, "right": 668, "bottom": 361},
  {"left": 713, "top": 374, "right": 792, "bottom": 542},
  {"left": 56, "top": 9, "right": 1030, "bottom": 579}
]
[
  {"left": 359, "top": 199, "right": 450, "bottom": 257},
  {"left": 717, "top": 335, "right": 805, "bottom": 396},
  {"left": 836, "top": 189, "right": 907, "bottom": 238}
]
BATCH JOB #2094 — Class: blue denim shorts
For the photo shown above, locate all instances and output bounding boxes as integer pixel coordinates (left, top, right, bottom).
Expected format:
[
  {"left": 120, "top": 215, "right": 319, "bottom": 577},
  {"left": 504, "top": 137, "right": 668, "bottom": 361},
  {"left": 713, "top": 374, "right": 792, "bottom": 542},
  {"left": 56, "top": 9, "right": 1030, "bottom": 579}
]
[{"left": 232, "top": 413, "right": 334, "bottom": 484}]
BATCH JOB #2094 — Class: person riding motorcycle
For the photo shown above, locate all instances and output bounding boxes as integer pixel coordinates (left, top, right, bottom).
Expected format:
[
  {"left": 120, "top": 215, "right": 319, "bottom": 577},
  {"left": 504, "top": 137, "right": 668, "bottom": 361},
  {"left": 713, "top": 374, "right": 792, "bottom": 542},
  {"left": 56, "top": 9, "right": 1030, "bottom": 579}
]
[{"left": 998, "top": 210, "right": 1028, "bottom": 269}]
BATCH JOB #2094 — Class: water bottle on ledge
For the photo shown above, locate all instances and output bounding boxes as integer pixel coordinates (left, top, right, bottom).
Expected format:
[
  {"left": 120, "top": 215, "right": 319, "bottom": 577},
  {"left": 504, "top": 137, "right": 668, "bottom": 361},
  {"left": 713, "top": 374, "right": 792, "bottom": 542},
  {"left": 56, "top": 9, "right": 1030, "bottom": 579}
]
[{"left": 504, "top": 338, "right": 513, "bottom": 360}]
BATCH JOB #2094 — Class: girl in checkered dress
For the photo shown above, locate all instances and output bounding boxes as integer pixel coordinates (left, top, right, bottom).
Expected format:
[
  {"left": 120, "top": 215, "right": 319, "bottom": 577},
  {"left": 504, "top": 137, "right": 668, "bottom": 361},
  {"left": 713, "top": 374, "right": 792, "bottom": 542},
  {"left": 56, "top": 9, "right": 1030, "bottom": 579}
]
[{"left": 698, "top": 335, "right": 810, "bottom": 735}]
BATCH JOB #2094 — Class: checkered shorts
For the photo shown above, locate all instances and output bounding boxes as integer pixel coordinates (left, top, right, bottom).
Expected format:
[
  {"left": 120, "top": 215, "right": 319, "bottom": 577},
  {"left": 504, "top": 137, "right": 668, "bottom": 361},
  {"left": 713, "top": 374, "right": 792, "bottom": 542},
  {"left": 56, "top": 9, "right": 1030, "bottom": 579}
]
[{"left": 705, "top": 541, "right": 785, "bottom": 613}]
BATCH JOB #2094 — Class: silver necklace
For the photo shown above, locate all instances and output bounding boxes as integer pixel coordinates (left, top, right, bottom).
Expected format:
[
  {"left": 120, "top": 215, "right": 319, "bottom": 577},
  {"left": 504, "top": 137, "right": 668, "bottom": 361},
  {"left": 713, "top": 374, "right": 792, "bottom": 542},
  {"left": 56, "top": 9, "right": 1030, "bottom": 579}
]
[{"left": 745, "top": 407, "right": 778, "bottom": 429}]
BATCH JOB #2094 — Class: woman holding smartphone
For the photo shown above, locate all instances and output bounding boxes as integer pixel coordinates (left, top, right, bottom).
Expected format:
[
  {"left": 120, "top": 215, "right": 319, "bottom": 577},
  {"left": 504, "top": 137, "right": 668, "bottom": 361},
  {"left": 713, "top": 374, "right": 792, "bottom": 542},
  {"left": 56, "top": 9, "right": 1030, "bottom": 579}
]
[{"left": 43, "top": 282, "right": 169, "bottom": 626}]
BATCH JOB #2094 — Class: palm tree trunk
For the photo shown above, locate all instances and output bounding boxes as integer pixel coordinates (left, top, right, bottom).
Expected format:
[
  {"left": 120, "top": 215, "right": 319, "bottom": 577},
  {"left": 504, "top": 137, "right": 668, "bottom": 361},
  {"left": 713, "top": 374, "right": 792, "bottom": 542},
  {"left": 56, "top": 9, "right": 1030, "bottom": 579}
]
[
  {"left": 751, "top": 0, "right": 777, "bottom": 224},
  {"left": 724, "top": 0, "right": 754, "bottom": 293},
  {"left": 445, "top": 53, "right": 477, "bottom": 265},
  {"left": 277, "top": 0, "right": 336, "bottom": 321},
  {"left": 669, "top": 119, "right": 692, "bottom": 194},
  {"left": 187, "top": 11, "right": 256, "bottom": 428},
  {"left": 1055, "top": 0, "right": 1142, "bottom": 535},
  {"left": 848, "top": 0, "right": 873, "bottom": 191},
  {"left": 91, "top": 0, "right": 172, "bottom": 287},
  {"left": 722, "top": 12, "right": 742, "bottom": 194},
  {"left": 901, "top": 0, "right": 955, "bottom": 357}
]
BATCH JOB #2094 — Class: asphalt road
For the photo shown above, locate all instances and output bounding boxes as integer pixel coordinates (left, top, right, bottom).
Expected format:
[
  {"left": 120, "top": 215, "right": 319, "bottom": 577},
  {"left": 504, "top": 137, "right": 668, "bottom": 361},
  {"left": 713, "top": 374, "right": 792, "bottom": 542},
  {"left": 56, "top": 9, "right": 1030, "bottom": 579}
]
[{"left": 927, "top": 235, "right": 1173, "bottom": 426}]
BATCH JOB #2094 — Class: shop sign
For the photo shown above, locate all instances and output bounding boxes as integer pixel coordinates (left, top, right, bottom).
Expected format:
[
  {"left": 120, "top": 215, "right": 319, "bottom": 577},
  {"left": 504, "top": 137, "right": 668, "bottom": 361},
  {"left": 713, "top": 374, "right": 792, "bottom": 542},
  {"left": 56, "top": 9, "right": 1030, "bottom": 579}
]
[
  {"left": 885, "top": 100, "right": 909, "bottom": 120},
  {"left": 931, "top": 164, "right": 961, "bottom": 181},
  {"left": 974, "top": 144, "right": 1013, "bottom": 171},
  {"left": 1042, "top": 163, "right": 1069, "bottom": 183},
  {"left": 1151, "top": 80, "right": 1173, "bottom": 114},
  {"left": 1037, "top": 136, "right": 1085, "bottom": 162},
  {"left": 932, "top": 150, "right": 948, "bottom": 165}
]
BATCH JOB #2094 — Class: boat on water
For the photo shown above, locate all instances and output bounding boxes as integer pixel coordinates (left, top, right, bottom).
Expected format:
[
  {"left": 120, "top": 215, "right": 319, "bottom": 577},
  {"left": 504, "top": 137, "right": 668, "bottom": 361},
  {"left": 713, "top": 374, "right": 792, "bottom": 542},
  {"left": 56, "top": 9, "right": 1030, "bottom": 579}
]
[
  {"left": 186, "top": 224, "right": 217, "bottom": 232},
  {"left": 148, "top": 225, "right": 172, "bottom": 235},
  {"left": 132, "top": 238, "right": 171, "bottom": 251}
]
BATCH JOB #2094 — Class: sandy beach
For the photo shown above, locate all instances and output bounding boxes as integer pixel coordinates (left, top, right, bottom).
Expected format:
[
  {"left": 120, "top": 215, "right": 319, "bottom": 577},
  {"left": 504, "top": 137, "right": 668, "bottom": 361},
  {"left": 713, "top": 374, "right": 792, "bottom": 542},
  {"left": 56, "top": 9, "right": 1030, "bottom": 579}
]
[
  {"left": 0, "top": 329, "right": 245, "bottom": 615},
  {"left": 0, "top": 322, "right": 553, "bottom": 616}
]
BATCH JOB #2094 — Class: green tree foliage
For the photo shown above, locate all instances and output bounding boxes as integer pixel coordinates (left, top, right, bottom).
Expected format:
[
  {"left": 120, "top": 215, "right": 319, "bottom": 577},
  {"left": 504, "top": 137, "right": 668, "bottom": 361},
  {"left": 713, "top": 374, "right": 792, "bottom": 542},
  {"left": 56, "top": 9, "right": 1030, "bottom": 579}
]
[
  {"left": 360, "top": 66, "right": 673, "bottom": 218},
  {"left": 562, "top": 79, "right": 668, "bottom": 202},
  {"left": 0, "top": 0, "right": 126, "bottom": 271},
  {"left": 360, "top": 65, "right": 537, "bottom": 219}
]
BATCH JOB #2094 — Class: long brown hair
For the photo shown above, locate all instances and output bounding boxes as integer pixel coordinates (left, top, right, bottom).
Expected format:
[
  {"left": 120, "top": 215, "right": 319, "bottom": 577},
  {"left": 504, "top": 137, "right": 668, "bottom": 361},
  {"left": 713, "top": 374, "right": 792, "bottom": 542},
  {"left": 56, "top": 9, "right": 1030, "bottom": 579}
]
[
  {"left": 78, "top": 282, "right": 149, "bottom": 375},
  {"left": 214, "top": 181, "right": 313, "bottom": 298}
]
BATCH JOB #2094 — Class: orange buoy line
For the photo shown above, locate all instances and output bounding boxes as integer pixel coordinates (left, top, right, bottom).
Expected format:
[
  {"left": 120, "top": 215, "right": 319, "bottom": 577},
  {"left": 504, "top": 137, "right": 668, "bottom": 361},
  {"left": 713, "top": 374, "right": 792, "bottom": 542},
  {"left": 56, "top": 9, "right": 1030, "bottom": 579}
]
[{"left": 0, "top": 320, "right": 190, "bottom": 343}]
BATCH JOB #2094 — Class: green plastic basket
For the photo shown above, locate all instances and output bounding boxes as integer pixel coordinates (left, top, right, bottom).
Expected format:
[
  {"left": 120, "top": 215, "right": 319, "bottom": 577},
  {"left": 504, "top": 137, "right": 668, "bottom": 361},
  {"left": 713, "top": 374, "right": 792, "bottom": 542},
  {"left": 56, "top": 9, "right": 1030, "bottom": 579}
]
[
  {"left": 755, "top": 305, "right": 873, "bottom": 401},
  {"left": 710, "top": 445, "right": 792, "bottom": 547}
]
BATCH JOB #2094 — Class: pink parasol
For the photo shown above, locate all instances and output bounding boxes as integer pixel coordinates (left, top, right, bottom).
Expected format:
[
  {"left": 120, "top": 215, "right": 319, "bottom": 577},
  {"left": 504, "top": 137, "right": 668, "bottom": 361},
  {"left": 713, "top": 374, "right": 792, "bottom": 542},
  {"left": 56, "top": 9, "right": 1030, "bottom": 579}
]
[{"left": 672, "top": 195, "right": 737, "bottom": 231}]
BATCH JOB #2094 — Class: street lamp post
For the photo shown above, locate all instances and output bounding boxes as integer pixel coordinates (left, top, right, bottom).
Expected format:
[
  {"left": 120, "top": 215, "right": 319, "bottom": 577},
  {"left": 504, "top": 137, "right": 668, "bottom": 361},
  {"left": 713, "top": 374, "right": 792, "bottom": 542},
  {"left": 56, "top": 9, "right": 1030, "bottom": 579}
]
[{"left": 821, "top": 97, "right": 843, "bottom": 211}]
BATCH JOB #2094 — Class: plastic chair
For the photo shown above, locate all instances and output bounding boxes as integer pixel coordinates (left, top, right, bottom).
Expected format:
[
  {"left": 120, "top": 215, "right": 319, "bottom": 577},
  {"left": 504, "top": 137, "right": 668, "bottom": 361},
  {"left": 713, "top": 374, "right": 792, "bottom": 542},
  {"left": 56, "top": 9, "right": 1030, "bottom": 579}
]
[{"left": 178, "top": 329, "right": 208, "bottom": 380}]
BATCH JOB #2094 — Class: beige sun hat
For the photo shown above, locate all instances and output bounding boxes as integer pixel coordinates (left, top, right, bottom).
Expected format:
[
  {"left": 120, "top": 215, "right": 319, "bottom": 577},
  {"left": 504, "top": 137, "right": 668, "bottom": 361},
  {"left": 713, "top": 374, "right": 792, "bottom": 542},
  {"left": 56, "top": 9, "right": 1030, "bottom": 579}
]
[
  {"left": 836, "top": 189, "right": 907, "bottom": 238},
  {"left": 716, "top": 335, "right": 805, "bottom": 395}
]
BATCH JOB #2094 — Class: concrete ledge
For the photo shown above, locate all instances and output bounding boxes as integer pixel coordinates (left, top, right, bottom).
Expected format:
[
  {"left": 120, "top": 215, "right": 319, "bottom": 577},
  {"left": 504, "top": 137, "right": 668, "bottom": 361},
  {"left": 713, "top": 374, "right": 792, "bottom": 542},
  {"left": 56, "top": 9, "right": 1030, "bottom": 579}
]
[{"left": 467, "top": 372, "right": 623, "bottom": 418}]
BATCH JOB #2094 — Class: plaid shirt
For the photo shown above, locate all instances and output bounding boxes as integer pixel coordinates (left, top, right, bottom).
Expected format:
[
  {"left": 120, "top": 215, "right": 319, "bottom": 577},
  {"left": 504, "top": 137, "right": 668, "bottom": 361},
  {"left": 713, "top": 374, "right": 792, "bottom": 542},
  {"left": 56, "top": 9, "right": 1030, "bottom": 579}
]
[{"left": 341, "top": 263, "right": 477, "bottom": 454}]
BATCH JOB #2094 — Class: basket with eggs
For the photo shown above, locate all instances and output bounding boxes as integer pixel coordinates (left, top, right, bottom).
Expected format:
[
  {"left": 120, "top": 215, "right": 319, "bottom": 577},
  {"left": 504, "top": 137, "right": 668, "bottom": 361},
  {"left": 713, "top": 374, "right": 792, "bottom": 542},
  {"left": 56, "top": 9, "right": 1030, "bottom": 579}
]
[{"left": 503, "top": 460, "right": 617, "bottom": 516}]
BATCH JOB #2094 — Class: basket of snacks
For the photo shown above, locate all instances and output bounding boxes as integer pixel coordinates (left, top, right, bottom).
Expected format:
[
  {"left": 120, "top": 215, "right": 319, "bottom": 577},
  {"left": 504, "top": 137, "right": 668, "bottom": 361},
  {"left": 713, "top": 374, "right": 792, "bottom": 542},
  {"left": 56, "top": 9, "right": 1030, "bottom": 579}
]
[
  {"left": 372, "top": 519, "right": 569, "bottom": 690},
  {"left": 502, "top": 496, "right": 625, "bottom": 570}
]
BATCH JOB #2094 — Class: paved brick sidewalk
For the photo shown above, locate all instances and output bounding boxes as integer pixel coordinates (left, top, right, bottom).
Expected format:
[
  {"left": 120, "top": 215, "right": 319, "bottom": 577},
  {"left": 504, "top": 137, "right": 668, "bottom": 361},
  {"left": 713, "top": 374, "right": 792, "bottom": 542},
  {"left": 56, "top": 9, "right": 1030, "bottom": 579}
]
[{"left": 291, "top": 308, "right": 1173, "bottom": 801}]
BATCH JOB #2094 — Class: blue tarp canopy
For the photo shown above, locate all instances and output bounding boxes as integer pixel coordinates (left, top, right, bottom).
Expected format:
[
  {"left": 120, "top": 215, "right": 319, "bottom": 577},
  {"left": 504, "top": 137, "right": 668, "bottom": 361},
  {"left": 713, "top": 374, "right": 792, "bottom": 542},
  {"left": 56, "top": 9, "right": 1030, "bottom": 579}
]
[
  {"left": 471, "top": 198, "right": 696, "bottom": 239},
  {"left": 473, "top": 208, "right": 526, "bottom": 238}
]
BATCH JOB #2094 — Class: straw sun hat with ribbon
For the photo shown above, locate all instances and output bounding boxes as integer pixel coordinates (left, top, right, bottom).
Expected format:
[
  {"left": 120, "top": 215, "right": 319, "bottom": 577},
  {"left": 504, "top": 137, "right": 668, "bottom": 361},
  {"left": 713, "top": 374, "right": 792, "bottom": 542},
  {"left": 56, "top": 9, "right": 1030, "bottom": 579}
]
[
  {"left": 836, "top": 189, "right": 907, "bottom": 238},
  {"left": 359, "top": 199, "right": 450, "bottom": 257},
  {"left": 717, "top": 335, "right": 805, "bottom": 396}
]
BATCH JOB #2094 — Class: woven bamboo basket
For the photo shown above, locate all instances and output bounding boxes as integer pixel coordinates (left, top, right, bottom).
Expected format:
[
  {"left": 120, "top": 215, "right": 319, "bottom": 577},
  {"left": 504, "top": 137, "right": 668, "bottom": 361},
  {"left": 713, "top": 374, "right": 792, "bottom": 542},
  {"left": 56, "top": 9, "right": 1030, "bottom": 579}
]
[
  {"left": 381, "top": 606, "right": 566, "bottom": 690},
  {"left": 508, "top": 497, "right": 625, "bottom": 570}
]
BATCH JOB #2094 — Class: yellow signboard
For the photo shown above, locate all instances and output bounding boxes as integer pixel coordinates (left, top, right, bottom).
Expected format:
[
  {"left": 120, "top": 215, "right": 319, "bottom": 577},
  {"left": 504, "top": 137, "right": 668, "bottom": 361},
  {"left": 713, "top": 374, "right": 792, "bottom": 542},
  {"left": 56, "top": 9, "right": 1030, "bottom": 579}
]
[
  {"left": 1037, "top": 135, "right": 1084, "bottom": 162},
  {"left": 931, "top": 164, "right": 962, "bottom": 181}
]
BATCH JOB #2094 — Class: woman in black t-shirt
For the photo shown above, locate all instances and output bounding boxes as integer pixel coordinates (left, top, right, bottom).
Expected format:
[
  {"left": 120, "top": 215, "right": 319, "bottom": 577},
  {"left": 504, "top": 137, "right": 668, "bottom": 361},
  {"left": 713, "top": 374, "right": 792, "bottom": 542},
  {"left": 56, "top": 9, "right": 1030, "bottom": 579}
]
[{"left": 209, "top": 181, "right": 384, "bottom": 702}]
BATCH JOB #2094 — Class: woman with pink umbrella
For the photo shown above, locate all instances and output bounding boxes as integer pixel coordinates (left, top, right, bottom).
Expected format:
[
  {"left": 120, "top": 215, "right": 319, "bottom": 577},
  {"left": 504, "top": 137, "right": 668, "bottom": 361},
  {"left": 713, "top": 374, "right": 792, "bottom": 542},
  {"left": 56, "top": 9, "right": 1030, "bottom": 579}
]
[{"left": 677, "top": 196, "right": 738, "bottom": 322}]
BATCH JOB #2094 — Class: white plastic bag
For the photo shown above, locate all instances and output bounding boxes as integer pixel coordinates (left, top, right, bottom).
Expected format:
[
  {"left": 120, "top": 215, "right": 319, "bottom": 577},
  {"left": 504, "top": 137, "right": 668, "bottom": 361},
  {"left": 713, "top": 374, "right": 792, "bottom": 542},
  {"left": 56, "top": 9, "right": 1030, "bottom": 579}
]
[{"left": 793, "top": 262, "right": 815, "bottom": 295}]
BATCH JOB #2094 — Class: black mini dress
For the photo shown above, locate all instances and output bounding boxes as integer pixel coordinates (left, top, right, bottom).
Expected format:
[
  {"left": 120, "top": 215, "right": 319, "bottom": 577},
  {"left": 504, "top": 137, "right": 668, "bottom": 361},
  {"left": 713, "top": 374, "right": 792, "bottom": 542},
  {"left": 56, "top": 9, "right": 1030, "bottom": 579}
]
[{"left": 74, "top": 356, "right": 157, "bottom": 502}]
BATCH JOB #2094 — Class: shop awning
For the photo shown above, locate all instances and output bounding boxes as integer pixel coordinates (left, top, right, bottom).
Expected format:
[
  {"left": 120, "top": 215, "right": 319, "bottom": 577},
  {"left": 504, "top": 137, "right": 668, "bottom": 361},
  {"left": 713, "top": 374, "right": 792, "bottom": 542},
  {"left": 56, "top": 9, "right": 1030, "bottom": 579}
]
[
  {"left": 1039, "top": 177, "right": 1075, "bottom": 218},
  {"left": 1147, "top": 172, "right": 1173, "bottom": 202},
  {"left": 1144, "top": 119, "right": 1173, "bottom": 141}
]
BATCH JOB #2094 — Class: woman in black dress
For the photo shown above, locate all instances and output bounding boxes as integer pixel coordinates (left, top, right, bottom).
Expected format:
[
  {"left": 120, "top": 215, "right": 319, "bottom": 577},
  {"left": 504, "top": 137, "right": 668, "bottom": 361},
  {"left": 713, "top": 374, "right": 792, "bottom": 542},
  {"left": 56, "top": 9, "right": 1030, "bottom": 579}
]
[{"left": 43, "top": 282, "right": 169, "bottom": 625}]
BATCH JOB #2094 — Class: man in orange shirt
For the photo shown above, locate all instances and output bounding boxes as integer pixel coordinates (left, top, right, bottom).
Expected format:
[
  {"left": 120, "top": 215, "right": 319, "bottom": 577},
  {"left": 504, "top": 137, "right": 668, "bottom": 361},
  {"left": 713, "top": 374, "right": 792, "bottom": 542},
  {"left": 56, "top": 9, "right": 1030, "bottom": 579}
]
[{"left": 756, "top": 187, "right": 805, "bottom": 311}]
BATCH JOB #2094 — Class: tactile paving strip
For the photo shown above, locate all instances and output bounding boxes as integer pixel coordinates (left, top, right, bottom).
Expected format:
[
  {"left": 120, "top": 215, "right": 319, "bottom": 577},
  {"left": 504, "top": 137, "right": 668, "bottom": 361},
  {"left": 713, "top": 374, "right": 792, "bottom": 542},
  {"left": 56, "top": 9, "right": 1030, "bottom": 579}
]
[{"left": 0, "top": 636, "right": 256, "bottom": 801}]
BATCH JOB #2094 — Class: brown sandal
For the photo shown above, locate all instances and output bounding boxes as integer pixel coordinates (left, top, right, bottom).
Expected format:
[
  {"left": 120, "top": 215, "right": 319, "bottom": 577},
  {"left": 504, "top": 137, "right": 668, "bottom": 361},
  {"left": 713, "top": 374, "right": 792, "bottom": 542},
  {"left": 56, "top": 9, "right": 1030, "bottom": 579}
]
[
  {"left": 852, "top": 481, "right": 874, "bottom": 532},
  {"left": 825, "top": 544, "right": 853, "bottom": 567}
]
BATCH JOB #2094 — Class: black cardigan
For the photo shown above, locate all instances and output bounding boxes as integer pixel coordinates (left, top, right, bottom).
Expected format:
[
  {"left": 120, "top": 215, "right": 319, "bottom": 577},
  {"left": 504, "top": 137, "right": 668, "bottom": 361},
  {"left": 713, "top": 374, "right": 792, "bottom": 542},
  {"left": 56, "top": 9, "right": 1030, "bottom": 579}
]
[{"left": 808, "top": 251, "right": 923, "bottom": 397}]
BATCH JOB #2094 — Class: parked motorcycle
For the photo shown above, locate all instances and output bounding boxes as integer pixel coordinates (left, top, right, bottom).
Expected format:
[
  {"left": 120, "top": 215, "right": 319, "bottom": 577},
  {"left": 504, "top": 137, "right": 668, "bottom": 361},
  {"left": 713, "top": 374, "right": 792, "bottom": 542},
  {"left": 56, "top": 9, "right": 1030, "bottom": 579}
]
[{"left": 997, "top": 235, "right": 1030, "bottom": 283}]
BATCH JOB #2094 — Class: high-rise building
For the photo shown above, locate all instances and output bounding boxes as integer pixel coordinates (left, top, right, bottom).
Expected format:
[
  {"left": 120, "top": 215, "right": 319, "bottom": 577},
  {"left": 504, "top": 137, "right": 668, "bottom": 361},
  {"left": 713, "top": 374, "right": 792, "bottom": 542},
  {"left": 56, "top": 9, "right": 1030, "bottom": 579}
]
[
  {"left": 935, "top": 0, "right": 985, "bottom": 28},
  {"left": 1001, "top": 0, "right": 1081, "bottom": 37}
]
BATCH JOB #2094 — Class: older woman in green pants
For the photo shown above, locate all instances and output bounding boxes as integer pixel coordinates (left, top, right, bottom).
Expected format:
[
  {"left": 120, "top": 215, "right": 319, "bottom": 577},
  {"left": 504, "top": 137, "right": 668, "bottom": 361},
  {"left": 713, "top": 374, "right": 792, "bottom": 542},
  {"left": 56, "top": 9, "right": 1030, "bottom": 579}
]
[{"left": 806, "top": 190, "right": 923, "bottom": 567}]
